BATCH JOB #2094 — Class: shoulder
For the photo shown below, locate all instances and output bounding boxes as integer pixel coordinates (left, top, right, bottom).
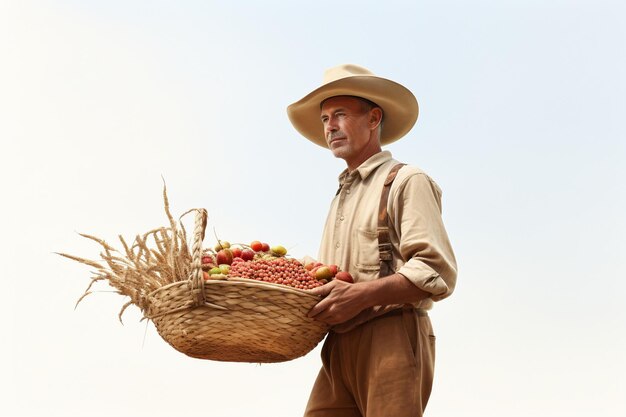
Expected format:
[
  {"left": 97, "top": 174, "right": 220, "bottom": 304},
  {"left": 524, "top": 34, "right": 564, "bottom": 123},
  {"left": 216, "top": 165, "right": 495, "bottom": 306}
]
[
  {"left": 386, "top": 165, "right": 444, "bottom": 214},
  {"left": 395, "top": 165, "right": 442, "bottom": 195},
  {"left": 397, "top": 164, "right": 427, "bottom": 178}
]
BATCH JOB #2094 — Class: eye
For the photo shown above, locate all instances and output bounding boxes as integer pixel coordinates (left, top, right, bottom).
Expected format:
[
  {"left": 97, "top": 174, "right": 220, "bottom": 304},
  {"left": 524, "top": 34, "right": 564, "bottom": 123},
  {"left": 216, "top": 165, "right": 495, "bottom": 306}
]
[{"left": 321, "top": 116, "right": 329, "bottom": 123}]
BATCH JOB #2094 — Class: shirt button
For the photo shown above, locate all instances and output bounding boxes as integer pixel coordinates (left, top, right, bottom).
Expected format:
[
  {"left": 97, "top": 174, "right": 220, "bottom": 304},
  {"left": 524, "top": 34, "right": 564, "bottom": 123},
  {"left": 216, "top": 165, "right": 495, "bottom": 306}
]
[
  {"left": 335, "top": 242, "right": 340, "bottom": 248},
  {"left": 340, "top": 215, "right": 345, "bottom": 221},
  {"left": 346, "top": 189, "right": 351, "bottom": 194}
]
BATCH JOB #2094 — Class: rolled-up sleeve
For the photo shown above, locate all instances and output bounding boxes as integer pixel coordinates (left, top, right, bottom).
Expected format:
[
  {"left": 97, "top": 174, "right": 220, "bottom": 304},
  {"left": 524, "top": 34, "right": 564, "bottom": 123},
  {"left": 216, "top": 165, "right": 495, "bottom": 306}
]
[{"left": 393, "top": 172, "right": 457, "bottom": 302}]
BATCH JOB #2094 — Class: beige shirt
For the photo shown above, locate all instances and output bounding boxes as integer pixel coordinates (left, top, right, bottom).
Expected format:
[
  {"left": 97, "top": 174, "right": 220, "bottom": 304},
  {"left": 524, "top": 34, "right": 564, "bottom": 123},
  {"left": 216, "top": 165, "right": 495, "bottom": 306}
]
[{"left": 318, "top": 151, "right": 457, "bottom": 310}]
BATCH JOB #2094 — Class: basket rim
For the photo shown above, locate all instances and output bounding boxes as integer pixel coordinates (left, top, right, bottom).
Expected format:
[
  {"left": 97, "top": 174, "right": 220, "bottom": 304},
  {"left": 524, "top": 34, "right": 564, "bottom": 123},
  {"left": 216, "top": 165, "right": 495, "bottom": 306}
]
[{"left": 148, "top": 275, "right": 323, "bottom": 301}]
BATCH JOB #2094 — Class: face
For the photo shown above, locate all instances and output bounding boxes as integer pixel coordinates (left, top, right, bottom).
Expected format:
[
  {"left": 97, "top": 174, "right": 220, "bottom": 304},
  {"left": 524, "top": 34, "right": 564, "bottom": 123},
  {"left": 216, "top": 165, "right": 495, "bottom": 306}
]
[{"left": 320, "top": 96, "right": 382, "bottom": 170}]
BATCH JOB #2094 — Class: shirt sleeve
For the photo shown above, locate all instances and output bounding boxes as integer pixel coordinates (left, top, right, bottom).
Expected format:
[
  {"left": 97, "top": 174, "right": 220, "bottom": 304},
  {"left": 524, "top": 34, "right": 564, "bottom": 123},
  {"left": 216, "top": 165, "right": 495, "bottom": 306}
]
[{"left": 393, "top": 172, "right": 457, "bottom": 302}]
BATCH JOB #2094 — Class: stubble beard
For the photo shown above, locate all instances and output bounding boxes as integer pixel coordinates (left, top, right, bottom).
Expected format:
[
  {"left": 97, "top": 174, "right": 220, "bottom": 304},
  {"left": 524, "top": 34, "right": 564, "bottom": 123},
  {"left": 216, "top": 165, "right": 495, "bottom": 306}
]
[{"left": 327, "top": 131, "right": 351, "bottom": 160}]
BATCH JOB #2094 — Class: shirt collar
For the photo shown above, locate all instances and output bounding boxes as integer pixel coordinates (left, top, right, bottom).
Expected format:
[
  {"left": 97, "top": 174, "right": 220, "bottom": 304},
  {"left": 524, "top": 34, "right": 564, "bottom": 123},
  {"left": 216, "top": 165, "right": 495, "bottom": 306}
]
[{"left": 338, "top": 151, "right": 393, "bottom": 185}]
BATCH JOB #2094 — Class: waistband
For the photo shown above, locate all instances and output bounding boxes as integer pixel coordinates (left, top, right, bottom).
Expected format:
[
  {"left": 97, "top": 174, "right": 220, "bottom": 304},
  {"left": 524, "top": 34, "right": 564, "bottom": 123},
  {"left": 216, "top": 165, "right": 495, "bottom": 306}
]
[
  {"left": 330, "top": 306, "right": 429, "bottom": 334},
  {"left": 384, "top": 306, "right": 428, "bottom": 318}
]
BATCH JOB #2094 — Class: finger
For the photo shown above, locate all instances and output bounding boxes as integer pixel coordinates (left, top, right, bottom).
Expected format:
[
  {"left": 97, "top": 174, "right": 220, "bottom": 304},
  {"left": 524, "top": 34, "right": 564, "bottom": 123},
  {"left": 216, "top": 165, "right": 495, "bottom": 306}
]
[
  {"left": 307, "top": 296, "right": 332, "bottom": 318},
  {"left": 307, "top": 281, "right": 334, "bottom": 297},
  {"left": 313, "top": 309, "right": 342, "bottom": 326}
]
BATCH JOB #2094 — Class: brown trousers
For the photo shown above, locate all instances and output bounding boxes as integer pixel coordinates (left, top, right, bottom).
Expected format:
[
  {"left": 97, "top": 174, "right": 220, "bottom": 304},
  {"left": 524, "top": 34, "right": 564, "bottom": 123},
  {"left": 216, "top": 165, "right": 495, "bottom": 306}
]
[{"left": 303, "top": 308, "right": 436, "bottom": 417}]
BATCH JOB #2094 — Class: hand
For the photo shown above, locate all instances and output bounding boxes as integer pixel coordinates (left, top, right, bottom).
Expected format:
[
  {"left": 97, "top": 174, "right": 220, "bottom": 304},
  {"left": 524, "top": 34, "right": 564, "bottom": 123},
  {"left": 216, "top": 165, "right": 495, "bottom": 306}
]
[
  {"left": 299, "top": 255, "right": 317, "bottom": 266},
  {"left": 307, "top": 279, "right": 368, "bottom": 326}
]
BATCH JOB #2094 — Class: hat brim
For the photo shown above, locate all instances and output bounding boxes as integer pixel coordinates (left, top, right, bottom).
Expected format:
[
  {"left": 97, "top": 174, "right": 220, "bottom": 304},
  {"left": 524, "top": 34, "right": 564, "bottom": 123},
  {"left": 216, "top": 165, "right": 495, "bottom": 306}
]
[{"left": 287, "top": 75, "right": 419, "bottom": 148}]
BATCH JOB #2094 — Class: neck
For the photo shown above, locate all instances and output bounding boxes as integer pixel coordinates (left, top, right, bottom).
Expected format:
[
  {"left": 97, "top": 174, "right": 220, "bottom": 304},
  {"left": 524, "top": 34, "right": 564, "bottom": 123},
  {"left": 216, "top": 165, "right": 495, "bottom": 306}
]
[
  {"left": 346, "top": 134, "right": 382, "bottom": 171},
  {"left": 346, "top": 145, "right": 382, "bottom": 172}
]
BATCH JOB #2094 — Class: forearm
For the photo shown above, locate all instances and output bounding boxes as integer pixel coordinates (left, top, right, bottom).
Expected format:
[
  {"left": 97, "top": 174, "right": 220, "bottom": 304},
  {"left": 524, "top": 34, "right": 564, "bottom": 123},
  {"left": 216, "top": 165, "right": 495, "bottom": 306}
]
[
  {"left": 357, "top": 273, "right": 431, "bottom": 308},
  {"left": 307, "top": 273, "right": 432, "bottom": 326}
]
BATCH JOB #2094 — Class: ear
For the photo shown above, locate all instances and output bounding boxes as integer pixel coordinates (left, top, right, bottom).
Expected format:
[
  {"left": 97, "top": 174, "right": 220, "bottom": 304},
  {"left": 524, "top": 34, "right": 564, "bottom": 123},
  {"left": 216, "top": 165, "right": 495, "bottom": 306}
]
[{"left": 368, "top": 107, "right": 383, "bottom": 131}]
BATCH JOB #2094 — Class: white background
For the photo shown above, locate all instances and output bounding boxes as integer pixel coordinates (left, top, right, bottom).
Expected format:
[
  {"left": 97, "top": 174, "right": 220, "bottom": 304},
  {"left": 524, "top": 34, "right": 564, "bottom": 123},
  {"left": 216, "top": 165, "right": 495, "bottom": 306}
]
[{"left": 1, "top": 1, "right": 625, "bottom": 416}]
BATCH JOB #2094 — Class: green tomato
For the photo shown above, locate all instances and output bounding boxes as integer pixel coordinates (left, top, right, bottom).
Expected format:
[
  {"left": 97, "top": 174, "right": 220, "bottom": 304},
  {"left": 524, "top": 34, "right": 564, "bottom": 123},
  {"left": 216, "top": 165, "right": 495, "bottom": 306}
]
[{"left": 270, "top": 245, "right": 287, "bottom": 257}]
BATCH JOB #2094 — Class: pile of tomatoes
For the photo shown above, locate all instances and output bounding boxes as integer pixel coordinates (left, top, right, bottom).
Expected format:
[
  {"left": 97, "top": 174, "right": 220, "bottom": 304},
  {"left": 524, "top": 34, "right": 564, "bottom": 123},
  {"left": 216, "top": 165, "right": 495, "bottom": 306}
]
[{"left": 200, "top": 240, "right": 353, "bottom": 290}]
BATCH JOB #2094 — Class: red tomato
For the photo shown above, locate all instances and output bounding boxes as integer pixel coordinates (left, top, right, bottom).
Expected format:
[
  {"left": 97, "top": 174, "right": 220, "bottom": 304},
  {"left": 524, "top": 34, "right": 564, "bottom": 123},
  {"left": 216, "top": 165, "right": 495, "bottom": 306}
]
[
  {"left": 335, "top": 271, "right": 354, "bottom": 283},
  {"left": 216, "top": 249, "right": 233, "bottom": 265},
  {"left": 241, "top": 249, "right": 255, "bottom": 261}
]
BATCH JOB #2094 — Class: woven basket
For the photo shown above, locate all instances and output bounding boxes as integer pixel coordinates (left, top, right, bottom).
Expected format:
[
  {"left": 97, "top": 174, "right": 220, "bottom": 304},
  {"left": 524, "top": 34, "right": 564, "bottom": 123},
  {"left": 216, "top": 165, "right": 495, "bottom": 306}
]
[{"left": 144, "top": 209, "right": 329, "bottom": 362}]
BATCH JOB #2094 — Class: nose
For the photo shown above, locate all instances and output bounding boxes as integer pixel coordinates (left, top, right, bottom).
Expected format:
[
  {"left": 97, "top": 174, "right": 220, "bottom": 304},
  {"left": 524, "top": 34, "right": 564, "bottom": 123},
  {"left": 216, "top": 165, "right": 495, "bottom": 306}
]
[{"left": 324, "top": 116, "right": 338, "bottom": 136}]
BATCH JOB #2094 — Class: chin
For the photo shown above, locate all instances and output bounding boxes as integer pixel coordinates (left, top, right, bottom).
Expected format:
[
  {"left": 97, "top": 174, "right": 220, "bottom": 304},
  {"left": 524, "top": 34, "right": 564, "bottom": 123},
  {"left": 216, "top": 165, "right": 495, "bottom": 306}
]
[
  {"left": 330, "top": 145, "right": 349, "bottom": 159},
  {"left": 331, "top": 150, "right": 349, "bottom": 161}
]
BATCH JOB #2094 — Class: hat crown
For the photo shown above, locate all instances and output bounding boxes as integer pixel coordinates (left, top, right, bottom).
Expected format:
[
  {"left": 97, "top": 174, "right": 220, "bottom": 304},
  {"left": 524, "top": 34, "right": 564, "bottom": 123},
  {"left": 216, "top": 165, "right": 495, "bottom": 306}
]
[{"left": 323, "top": 64, "right": 374, "bottom": 85}]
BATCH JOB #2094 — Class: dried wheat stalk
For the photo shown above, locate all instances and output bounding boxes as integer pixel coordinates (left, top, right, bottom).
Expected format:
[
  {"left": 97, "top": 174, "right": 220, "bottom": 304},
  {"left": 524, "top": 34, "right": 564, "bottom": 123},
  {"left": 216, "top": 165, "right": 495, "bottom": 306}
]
[{"left": 58, "top": 184, "right": 196, "bottom": 322}]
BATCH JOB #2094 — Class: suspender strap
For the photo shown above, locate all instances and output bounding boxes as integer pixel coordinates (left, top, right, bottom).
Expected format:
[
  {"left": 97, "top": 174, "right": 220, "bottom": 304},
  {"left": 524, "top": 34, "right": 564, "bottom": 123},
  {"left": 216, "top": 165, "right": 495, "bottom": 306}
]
[{"left": 378, "top": 163, "right": 406, "bottom": 276}]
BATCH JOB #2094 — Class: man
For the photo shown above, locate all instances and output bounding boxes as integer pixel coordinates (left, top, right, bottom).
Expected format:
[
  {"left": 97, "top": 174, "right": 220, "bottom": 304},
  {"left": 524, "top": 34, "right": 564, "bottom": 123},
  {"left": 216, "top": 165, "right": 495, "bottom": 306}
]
[{"left": 287, "top": 64, "right": 457, "bottom": 417}]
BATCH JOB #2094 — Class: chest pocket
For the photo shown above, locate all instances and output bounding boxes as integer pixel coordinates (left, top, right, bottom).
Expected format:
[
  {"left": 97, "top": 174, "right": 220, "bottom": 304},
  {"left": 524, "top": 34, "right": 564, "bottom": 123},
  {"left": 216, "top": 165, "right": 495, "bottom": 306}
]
[{"left": 353, "top": 227, "right": 381, "bottom": 279}]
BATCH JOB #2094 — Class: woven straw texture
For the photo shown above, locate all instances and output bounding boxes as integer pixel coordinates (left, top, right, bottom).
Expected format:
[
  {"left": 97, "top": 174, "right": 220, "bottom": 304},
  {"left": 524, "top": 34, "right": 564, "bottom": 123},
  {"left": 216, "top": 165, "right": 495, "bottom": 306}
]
[
  {"left": 148, "top": 278, "right": 327, "bottom": 362},
  {"left": 145, "top": 209, "right": 329, "bottom": 362}
]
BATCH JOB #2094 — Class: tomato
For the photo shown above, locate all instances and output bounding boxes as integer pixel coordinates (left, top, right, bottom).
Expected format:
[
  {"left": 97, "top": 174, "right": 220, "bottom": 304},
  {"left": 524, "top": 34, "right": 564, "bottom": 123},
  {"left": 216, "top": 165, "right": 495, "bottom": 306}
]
[
  {"left": 315, "top": 266, "right": 333, "bottom": 280},
  {"left": 241, "top": 249, "right": 255, "bottom": 261},
  {"left": 216, "top": 249, "right": 234, "bottom": 265},
  {"left": 270, "top": 245, "right": 287, "bottom": 257},
  {"left": 214, "top": 241, "right": 231, "bottom": 251},
  {"left": 335, "top": 271, "right": 354, "bottom": 283}
]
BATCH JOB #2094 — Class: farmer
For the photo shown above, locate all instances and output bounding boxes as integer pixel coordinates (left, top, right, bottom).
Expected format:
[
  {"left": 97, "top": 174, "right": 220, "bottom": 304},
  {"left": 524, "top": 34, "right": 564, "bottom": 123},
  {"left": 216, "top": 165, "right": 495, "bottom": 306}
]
[{"left": 287, "top": 64, "right": 457, "bottom": 417}]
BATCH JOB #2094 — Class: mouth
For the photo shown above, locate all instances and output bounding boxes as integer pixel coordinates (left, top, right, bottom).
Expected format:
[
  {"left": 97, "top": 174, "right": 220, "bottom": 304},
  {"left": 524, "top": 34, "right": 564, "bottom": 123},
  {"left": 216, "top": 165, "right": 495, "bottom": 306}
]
[{"left": 327, "top": 136, "right": 346, "bottom": 147}]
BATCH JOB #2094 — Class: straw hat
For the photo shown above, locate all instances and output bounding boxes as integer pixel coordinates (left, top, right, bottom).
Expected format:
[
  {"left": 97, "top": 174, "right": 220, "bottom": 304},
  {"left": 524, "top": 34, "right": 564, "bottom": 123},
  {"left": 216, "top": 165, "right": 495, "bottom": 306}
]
[{"left": 287, "top": 64, "right": 419, "bottom": 148}]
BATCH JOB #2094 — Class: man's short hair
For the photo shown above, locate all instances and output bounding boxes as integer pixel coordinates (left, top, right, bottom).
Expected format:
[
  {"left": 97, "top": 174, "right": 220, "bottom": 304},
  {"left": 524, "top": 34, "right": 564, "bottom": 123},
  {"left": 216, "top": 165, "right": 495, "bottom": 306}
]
[
  {"left": 320, "top": 95, "right": 383, "bottom": 118},
  {"left": 356, "top": 97, "right": 382, "bottom": 115}
]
